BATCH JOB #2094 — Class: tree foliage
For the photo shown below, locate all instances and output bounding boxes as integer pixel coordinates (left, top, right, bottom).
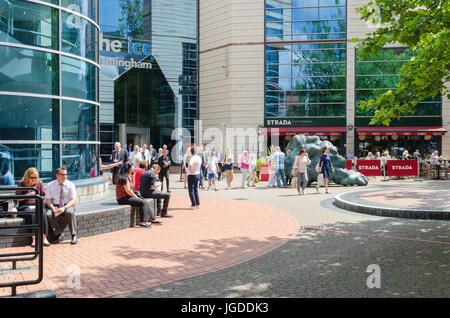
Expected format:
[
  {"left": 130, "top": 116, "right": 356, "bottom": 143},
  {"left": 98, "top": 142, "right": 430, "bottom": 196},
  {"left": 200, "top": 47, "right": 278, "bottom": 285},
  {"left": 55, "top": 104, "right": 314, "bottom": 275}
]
[
  {"left": 353, "top": 0, "right": 450, "bottom": 126},
  {"left": 119, "top": 0, "right": 144, "bottom": 39}
]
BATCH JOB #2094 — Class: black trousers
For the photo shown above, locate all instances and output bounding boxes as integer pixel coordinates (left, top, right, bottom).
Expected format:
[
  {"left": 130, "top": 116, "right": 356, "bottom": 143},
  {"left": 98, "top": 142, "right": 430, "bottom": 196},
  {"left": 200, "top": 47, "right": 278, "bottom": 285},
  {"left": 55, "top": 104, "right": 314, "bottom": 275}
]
[
  {"left": 217, "top": 163, "right": 223, "bottom": 180},
  {"left": 159, "top": 168, "right": 170, "bottom": 191},
  {"left": 142, "top": 189, "right": 170, "bottom": 214},
  {"left": 188, "top": 174, "right": 200, "bottom": 207},
  {"left": 118, "top": 196, "right": 155, "bottom": 222}
]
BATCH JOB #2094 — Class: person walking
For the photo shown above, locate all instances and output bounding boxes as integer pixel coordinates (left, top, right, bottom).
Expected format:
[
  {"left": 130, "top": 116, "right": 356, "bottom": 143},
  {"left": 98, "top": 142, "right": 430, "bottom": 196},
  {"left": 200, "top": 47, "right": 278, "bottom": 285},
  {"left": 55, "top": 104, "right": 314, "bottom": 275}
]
[
  {"left": 240, "top": 151, "right": 249, "bottom": 189},
  {"left": 223, "top": 148, "right": 234, "bottom": 190},
  {"left": 182, "top": 147, "right": 192, "bottom": 189},
  {"left": 316, "top": 145, "right": 334, "bottom": 194},
  {"left": 215, "top": 147, "right": 224, "bottom": 181},
  {"left": 157, "top": 150, "right": 171, "bottom": 192},
  {"left": 115, "top": 162, "right": 162, "bottom": 228},
  {"left": 206, "top": 151, "right": 219, "bottom": 191},
  {"left": 247, "top": 153, "right": 257, "bottom": 187},
  {"left": 187, "top": 147, "right": 202, "bottom": 209},
  {"left": 285, "top": 149, "right": 292, "bottom": 186},
  {"left": 293, "top": 149, "right": 311, "bottom": 195},
  {"left": 272, "top": 146, "right": 287, "bottom": 188},
  {"left": 201, "top": 143, "right": 210, "bottom": 182},
  {"left": 16, "top": 167, "right": 50, "bottom": 246},
  {"left": 267, "top": 153, "right": 276, "bottom": 188}
]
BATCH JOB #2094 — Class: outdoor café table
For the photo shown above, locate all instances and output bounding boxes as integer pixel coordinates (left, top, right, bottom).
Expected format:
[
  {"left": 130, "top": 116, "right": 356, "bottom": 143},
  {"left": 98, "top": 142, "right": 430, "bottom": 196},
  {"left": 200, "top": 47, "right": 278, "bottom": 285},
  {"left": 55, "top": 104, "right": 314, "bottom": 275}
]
[{"left": 429, "top": 159, "right": 449, "bottom": 180}]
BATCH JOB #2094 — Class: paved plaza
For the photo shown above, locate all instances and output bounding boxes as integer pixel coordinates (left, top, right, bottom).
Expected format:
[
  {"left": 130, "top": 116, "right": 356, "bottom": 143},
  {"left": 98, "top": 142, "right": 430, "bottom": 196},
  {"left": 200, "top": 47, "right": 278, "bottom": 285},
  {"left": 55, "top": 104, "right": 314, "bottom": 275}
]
[{"left": 1, "top": 174, "right": 449, "bottom": 298}]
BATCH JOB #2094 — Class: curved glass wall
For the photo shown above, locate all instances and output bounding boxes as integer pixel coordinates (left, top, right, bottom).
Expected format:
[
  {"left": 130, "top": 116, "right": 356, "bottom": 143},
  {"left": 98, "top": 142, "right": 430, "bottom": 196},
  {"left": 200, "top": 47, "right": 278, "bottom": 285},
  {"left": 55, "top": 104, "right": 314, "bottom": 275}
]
[{"left": 0, "top": 0, "right": 99, "bottom": 183}]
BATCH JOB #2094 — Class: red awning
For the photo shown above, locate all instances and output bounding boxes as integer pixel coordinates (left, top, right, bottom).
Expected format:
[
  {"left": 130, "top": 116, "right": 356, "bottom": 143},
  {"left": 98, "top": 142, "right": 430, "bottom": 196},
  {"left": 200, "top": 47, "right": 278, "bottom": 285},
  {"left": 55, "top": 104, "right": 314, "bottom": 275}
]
[
  {"left": 261, "top": 127, "right": 346, "bottom": 136},
  {"left": 356, "top": 127, "right": 447, "bottom": 136}
]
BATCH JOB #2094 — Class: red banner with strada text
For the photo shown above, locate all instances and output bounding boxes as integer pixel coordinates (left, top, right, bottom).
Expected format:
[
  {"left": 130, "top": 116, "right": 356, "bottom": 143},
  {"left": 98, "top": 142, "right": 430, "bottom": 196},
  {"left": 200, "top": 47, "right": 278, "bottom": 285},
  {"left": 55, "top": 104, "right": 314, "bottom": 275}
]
[
  {"left": 356, "top": 160, "right": 382, "bottom": 176},
  {"left": 387, "top": 160, "right": 418, "bottom": 177}
]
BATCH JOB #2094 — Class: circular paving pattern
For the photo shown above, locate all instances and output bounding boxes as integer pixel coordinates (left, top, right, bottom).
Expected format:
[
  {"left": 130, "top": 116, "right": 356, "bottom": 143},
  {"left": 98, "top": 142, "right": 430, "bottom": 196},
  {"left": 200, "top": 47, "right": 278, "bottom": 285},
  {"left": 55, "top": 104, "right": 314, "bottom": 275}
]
[
  {"left": 335, "top": 189, "right": 450, "bottom": 220},
  {"left": 0, "top": 194, "right": 299, "bottom": 298}
]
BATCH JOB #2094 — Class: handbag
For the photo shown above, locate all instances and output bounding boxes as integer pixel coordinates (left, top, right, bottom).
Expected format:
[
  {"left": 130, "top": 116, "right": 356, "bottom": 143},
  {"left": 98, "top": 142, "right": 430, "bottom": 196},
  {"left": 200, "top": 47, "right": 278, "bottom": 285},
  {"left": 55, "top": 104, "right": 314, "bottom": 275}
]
[
  {"left": 291, "top": 167, "right": 298, "bottom": 176},
  {"left": 317, "top": 173, "right": 325, "bottom": 186},
  {"left": 254, "top": 175, "right": 259, "bottom": 184},
  {"left": 315, "top": 161, "right": 322, "bottom": 173}
]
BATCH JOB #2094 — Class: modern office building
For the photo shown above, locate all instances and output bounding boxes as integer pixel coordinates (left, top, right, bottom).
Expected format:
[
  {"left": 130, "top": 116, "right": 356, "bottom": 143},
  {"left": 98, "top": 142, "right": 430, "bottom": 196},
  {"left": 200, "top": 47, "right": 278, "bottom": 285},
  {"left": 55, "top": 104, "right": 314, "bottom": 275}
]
[
  {"left": 0, "top": 0, "right": 100, "bottom": 183},
  {"left": 199, "top": 0, "right": 450, "bottom": 158},
  {"left": 98, "top": 0, "right": 198, "bottom": 162},
  {"left": 0, "top": 0, "right": 198, "bottom": 183}
]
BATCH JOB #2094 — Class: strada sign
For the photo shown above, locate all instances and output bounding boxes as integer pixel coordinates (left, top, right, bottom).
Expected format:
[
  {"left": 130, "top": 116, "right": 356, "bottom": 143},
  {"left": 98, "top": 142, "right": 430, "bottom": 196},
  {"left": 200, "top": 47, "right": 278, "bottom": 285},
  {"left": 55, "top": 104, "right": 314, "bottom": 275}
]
[
  {"left": 387, "top": 160, "right": 418, "bottom": 176},
  {"left": 356, "top": 160, "right": 381, "bottom": 176}
]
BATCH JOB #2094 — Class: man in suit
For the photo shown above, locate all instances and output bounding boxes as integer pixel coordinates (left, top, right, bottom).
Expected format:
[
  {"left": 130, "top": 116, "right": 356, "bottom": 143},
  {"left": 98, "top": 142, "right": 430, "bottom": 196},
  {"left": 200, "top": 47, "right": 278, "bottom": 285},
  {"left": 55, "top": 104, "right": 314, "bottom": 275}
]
[
  {"left": 149, "top": 144, "right": 157, "bottom": 166},
  {"left": 157, "top": 150, "right": 171, "bottom": 192},
  {"left": 110, "top": 142, "right": 128, "bottom": 184}
]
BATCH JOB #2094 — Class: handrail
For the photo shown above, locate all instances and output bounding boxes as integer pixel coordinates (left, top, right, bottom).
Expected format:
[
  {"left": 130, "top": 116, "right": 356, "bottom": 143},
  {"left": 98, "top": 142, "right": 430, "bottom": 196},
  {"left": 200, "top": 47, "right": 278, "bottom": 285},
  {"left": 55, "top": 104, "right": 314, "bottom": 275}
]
[{"left": 0, "top": 187, "right": 44, "bottom": 296}]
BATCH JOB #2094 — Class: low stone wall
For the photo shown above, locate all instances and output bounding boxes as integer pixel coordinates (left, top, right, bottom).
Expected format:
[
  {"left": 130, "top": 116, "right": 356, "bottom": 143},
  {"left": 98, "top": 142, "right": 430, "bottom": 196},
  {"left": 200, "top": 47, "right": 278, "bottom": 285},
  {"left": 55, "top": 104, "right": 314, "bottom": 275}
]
[
  {"left": 73, "top": 177, "right": 114, "bottom": 204},
  {"left": 0, "top": 198, "right": 154, "bottom": 248}
]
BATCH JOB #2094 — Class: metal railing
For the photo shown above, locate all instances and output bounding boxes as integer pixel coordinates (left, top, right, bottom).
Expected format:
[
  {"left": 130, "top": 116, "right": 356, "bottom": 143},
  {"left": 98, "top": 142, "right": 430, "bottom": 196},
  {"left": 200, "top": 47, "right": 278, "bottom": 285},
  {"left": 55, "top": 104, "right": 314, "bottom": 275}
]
[{"left": 0, "top": 186, "right": 44, "bottom": 297}]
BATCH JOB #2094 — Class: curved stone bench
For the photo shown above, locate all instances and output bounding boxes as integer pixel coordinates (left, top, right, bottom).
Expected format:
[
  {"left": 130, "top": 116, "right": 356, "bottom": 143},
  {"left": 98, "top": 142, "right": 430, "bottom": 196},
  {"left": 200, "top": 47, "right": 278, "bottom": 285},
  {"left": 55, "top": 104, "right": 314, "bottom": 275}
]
[{"left": 0, "top": 196, "right": 154, "bottom": 248}]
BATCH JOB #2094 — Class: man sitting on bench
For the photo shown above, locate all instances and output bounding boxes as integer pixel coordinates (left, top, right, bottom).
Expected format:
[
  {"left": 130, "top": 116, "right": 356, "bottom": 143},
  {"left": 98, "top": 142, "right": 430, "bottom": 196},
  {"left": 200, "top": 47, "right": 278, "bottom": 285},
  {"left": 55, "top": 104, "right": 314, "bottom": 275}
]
[{"left": 139, "top": 164, "right": 173, "bottom": 218}]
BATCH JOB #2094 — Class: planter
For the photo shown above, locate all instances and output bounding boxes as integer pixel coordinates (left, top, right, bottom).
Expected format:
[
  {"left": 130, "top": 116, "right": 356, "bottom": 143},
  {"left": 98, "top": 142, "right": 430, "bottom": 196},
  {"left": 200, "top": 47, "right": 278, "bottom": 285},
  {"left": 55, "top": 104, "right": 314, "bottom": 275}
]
[{"left": 260, "top": 164, "right": 269, "bottom": 181}]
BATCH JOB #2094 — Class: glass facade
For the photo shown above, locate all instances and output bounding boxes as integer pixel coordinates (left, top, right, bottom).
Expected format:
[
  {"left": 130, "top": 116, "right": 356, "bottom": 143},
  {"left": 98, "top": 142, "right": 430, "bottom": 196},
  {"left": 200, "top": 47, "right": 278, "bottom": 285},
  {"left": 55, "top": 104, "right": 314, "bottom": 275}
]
[
  {"left": 355, "top": 47, "right": 442, "bottom": 117},
  {"left": 0, "top": 0, "right": 99, "bottom": 184},
  {"left": 98, "top": 0, "right": 198, "bottom": 162},
  {"left": 355, "top": 47, "right": 443, "bottom": 156},
  {"left": 265, "top": 0, "right": 346, "bottom": 123}
]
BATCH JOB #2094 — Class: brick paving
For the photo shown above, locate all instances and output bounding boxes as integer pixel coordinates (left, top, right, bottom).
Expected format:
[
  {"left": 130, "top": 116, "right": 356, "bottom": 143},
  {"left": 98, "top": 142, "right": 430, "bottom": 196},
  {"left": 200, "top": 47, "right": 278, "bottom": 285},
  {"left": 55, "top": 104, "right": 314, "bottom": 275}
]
[
  {"left": 116, "top": 176, "right": 450, "bottom": 298},
  {"left": 0, "top": 194, "right": 299, "bottom": 297}
]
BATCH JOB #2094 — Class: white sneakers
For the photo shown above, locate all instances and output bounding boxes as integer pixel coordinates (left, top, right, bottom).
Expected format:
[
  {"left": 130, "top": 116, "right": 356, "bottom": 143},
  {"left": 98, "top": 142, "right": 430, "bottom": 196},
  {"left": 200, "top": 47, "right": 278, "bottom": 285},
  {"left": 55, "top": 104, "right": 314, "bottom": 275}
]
[{"left": 187, "top": 206, "right": 200, "bottom": 210}]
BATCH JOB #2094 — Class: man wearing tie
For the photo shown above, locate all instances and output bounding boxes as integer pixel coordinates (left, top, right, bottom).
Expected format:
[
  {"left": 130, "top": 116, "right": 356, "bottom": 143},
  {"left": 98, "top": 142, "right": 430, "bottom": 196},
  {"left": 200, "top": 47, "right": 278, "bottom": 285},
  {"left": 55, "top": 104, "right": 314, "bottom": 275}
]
[
  {"left": 110, "top": 142, "right": 128, "bottom": 184},
  {"left": 45, "top": 167, "right": 78, "bottom": 245}
]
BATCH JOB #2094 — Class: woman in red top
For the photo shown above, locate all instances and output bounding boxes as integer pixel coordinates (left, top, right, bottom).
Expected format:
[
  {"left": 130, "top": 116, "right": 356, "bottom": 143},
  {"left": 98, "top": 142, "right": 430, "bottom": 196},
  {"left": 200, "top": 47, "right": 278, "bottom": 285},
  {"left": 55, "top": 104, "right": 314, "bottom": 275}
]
[
  {"left": 116, "top": 162, "right": 161, "bottom": 228},
  {"left": 16, "top": 167, "right": 49, "bottom": 246},
  {"left": 134, "top": 160, "right": 148, "bottom": 192}
]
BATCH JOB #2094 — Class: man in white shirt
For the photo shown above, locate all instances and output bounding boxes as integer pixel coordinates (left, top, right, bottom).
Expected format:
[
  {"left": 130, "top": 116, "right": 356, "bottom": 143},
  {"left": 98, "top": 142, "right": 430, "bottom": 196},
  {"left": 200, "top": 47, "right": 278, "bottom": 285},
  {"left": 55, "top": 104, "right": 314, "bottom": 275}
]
[
  {"left": 141, "top": 144, "right": 151, "bottom": 166},
  {"left": 215, "top": 147, "right": 224, "bottom": 181},
  {"left": 45, "top": 167, "right": 78, "bottom": 245},
  {"left": 129, "top": 145, "right": 143, "bottom": 168},
  {"left": 187, "top": 147, "right": 202, "bottom": 209}
]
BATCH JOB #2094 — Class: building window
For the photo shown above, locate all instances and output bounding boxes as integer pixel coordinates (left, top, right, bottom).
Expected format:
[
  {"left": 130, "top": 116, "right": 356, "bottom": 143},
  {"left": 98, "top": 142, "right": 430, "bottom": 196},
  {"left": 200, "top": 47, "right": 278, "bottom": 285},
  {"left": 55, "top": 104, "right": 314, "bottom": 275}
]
[{"left": 355, "top": 47, "right": 442, "bottom": 117}]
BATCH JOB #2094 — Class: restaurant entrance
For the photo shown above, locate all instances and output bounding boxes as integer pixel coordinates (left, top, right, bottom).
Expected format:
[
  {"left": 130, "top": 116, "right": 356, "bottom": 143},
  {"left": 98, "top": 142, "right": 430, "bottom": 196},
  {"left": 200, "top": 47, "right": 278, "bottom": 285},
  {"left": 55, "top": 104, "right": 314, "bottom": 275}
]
[{"left": 356, "top": 135, "right": 442, "bottom": 158}]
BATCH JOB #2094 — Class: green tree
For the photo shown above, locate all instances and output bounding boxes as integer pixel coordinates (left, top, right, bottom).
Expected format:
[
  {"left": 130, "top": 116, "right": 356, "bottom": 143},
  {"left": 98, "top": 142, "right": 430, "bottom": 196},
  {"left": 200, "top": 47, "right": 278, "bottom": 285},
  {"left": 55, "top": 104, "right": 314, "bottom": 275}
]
[
  {"left": 119, "top": 0, "right": 144, "bottom": 39},
  {"left": 353, "top": 0, "right": 449, "bottom": 126}
]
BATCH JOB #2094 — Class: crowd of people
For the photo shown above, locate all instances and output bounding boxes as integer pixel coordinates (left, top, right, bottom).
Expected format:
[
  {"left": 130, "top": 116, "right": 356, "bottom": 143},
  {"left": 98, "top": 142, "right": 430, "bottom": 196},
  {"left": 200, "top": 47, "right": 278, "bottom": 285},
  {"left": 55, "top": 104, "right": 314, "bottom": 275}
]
[
  {"left": 352, "top": 149, "right": 447, "bottom": 162},
  {"left": 2, "top": 141, "right": 448, "bottom": 247}
]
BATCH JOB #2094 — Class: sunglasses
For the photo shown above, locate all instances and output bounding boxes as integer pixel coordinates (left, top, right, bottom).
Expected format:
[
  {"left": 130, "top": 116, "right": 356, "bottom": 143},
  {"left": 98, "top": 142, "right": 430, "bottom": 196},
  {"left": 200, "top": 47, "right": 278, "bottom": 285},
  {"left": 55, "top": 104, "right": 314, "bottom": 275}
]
[
  {"left": 29, "top": 176, "right": 38, "bottom": 179},
  {"left": 58, "top": 173, "right": 68, "bottom": 176}
]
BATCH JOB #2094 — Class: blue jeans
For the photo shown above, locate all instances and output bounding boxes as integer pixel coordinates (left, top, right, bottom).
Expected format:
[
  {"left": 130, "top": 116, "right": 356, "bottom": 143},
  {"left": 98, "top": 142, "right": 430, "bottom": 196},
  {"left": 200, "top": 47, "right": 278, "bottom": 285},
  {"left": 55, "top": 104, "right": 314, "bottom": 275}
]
[
  {"left": 188, "top": 174, "right": 200, "bottom": 207},
  {"left": 275, "top": 169, "right": 286, "bottom": 187}
]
